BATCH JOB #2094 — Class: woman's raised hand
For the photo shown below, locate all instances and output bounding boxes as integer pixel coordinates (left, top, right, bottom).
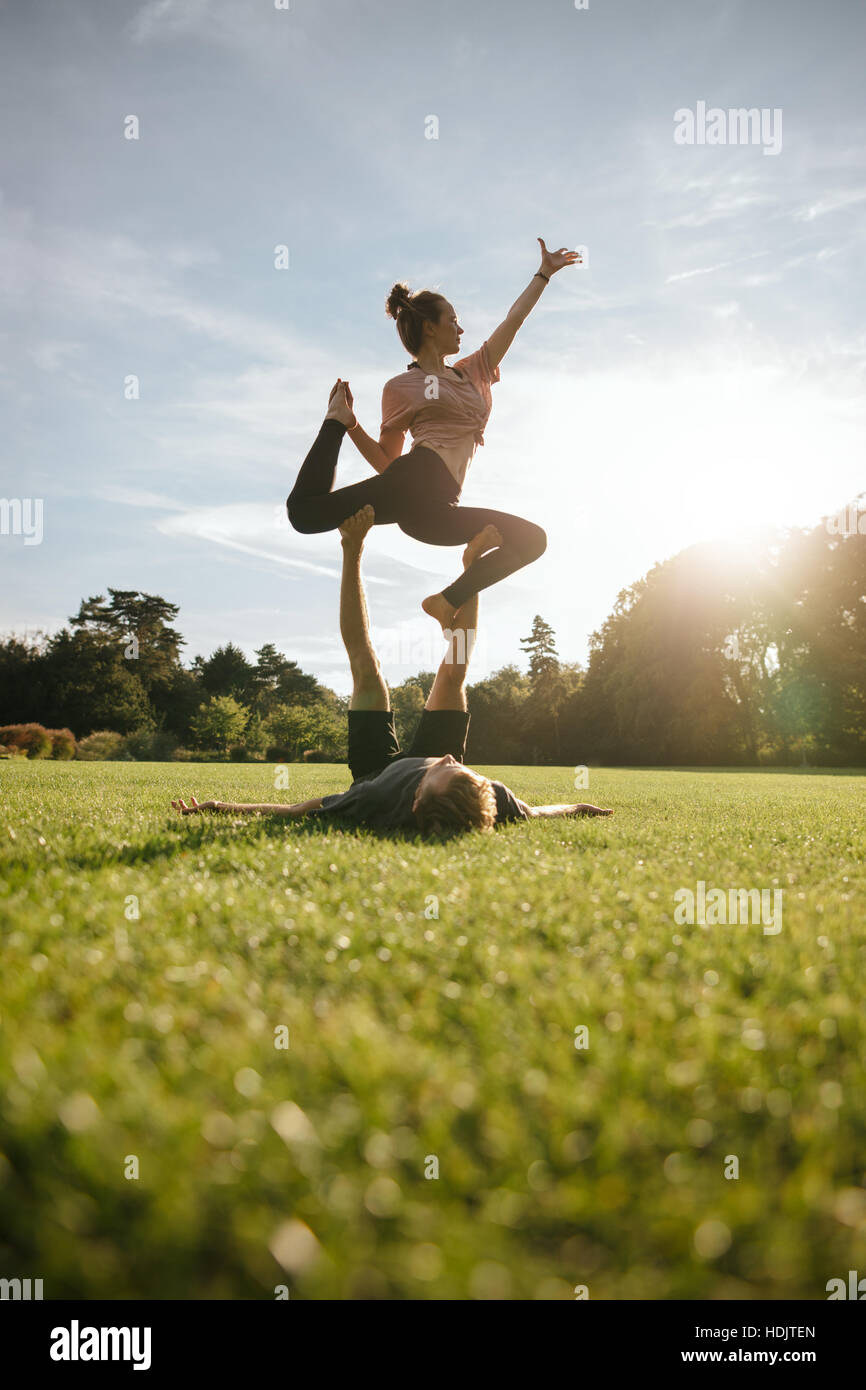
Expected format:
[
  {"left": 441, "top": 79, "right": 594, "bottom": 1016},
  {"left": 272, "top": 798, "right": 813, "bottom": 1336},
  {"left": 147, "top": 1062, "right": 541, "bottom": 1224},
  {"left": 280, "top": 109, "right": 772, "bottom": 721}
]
[{"left": 537, "top": 237, "right": 582, "bottom": 276}]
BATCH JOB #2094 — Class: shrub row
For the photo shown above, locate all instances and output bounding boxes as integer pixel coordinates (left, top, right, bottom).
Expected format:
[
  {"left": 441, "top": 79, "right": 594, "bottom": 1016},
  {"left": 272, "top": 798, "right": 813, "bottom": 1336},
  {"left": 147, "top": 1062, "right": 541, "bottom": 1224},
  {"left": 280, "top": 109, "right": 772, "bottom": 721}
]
[
  {"left": 0, "top": 722, "right": 338, "bottom": 763},
  {"left": 0, "top": 723, "right": 76, "bottom": 759}
]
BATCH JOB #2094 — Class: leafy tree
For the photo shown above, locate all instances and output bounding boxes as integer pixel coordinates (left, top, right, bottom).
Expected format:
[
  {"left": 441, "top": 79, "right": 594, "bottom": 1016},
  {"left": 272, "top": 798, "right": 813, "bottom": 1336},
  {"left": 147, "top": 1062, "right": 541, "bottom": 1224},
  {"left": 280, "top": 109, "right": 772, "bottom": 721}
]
[
  {"left": 0, "top": 634, "right": 50, "bottom": 725},
  {"left": 465, "top": 664, "right": 531, "bottom": 763},
  {"left": 389, "top": 672, "right": 435, "bottom": 747},
  {"left": 275, "top": 660, "right": 326, "bottom": 709},
  {"left": 264, "top": 702, "right": 346, "bottom": 761},
  {"left": 190, "top": 695, "right": 249, "bottom": 753},
  {"left": 43, "top": 629, "right": 152, "bottom": 736},
  {"left": 70, "top": 589, "right": 184, "bottom": 694},
  {"left": 248, "top": 644, "right": 330, "bottom": 714},
  {"left": 155, "top": 666, "right": 203, "bottom": 742}
]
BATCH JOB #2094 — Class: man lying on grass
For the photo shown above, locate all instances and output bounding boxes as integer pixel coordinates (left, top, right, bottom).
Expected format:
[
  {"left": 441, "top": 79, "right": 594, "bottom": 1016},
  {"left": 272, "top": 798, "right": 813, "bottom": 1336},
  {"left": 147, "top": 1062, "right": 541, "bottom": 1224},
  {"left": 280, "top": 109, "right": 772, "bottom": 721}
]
[{"left": 172, "top": 507, "right": 612, "bottom": 835}]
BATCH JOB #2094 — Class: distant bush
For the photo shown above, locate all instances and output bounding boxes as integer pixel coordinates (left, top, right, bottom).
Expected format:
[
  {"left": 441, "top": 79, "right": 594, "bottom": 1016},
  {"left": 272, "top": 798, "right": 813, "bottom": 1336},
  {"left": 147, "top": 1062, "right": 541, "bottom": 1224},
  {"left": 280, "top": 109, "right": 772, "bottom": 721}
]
[
  {"left": 263, "top": 703, "right": 345, "bottom": 762},
  {"left": 303, "top": 749, "right": 330, "bottom": 762},
  {"left": 170, "top": 747, "right": 228, "bottom": 762},
  {"left": 241, "top": 715, "right": 267, "bottom": 756},
  {"left": 229, "top": 744, "right": 251, "bottom": 762},
  {"left": 123, "top": 728, "right": 179, "bottom": 761},
  {"left": 0, "top": 723, "right": 53, "bottom": 758},
  {"left": 47, "top": 728, "right": 77, "bottom": 760},
  {"left": 77, "top": 730, "right": 127, "bottom": 761},
  {"left": 0, "top": 743, "right": 28, "bottom": 760},
  {"left": 266, "top": 745, "right": 292, "bottom": 762}
]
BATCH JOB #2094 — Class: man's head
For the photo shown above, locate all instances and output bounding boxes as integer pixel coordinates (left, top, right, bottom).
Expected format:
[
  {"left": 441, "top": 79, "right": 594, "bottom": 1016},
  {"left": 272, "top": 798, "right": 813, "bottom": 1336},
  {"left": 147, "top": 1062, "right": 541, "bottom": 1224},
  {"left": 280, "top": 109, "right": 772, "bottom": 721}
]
[{"left": 412, "top": 754, "right": 497, "bottom": 836}]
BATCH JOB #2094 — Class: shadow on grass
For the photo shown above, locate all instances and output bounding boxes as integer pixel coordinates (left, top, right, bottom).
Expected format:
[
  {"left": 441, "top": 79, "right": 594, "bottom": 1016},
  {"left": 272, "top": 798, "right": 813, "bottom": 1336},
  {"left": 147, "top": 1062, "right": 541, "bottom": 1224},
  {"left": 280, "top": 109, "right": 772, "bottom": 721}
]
[{"left": 60, "top": 814, "right": 470, "bottom": 871}]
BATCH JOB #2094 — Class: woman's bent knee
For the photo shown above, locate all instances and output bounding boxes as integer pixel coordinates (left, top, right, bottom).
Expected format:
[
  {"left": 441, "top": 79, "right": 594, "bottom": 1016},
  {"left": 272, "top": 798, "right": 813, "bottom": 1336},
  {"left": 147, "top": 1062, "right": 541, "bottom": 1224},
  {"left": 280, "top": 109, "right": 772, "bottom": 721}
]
[
  {"left": 286, "top": 495, "right": 315, "bottom": 534},
  {"left": 524, "top": 523, "right": 547, "bottom": 562}
]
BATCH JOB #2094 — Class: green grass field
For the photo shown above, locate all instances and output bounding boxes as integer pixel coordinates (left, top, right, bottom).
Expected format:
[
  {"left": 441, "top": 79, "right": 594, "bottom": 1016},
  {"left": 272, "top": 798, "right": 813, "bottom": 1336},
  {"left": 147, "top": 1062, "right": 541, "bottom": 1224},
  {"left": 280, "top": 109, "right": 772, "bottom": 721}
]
[{"left": 1, "top": 761, "right": 864, "bottom": 1300}]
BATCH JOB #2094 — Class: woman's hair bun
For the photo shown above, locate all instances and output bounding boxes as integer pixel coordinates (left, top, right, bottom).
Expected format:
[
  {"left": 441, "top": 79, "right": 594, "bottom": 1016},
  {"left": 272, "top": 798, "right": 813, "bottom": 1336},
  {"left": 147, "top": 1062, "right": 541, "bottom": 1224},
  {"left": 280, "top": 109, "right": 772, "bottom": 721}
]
[{"left": 386, "top": 282, "right": 412, "bottom": 319}]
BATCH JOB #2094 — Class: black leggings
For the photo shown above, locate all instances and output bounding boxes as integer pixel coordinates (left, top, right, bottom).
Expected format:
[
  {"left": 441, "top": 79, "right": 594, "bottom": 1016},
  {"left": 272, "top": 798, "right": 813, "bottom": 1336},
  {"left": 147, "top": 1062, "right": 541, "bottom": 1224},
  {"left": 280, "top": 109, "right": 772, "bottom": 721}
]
[{"left": 286, "top": 419, "right": 546, "bottom": 609}]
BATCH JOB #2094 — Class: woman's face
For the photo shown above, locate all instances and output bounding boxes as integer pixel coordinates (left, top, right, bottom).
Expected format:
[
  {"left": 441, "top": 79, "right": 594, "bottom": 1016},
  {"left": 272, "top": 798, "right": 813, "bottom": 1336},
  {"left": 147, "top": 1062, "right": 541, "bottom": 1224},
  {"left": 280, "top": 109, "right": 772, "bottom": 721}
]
[{"left": 433, "top": 300, "right": 463, "bottom": 356}]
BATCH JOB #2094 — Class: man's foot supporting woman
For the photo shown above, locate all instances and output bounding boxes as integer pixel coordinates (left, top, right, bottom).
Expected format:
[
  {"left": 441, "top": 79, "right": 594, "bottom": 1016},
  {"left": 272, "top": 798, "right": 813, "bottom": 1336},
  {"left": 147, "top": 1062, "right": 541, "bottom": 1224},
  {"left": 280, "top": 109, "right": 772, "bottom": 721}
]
[{"left": 339, "top": 501, "right": 374, "bottom": 550}]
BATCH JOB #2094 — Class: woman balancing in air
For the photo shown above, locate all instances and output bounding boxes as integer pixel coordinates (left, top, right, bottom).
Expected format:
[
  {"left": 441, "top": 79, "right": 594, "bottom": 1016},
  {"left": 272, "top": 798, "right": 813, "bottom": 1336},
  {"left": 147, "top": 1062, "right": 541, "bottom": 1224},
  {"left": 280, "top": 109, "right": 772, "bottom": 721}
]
[{"left": 286, "top": 237, "right": 581, "bottom": 630}]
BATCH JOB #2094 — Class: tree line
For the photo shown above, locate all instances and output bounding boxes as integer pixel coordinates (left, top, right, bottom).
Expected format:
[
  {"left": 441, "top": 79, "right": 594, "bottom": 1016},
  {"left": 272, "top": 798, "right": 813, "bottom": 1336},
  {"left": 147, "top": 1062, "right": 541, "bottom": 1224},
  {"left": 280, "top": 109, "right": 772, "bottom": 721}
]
[{"left": 1, "top": 517, "right": 863, "bottom": 764}]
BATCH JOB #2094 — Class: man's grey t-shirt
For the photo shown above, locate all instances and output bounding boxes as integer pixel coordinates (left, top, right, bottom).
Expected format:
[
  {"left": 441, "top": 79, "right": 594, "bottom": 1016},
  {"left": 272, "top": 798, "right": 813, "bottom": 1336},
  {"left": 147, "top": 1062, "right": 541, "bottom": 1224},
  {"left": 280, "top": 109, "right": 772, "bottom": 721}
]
[{"left": 313, "top": 756, "right": 530, "bottom": 831}]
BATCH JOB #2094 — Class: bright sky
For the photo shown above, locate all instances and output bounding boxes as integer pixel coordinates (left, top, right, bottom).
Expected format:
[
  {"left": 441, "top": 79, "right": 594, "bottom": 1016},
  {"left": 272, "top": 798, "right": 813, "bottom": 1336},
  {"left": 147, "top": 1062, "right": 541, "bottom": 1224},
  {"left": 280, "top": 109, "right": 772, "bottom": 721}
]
[{"left": 2, "top": 0, "right": 864, "bottom": 695}]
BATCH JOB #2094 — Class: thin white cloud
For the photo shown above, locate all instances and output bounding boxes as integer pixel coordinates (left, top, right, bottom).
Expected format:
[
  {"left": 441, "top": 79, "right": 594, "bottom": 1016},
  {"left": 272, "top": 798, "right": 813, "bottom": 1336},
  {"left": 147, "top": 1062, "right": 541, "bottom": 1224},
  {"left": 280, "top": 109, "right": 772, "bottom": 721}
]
[
  {"left": 795, "top": 188, "right": 866, "bottom": 222},
  {"left": 0, "top": 224, "right": 313, "bottom": 365},
  {"left": 94, "top": 485, "right": 191, "bottom": 512},
  {"left": 665, "top": 261, "right": 732, "bottom": 284},
  {"left": 651, "top": 191, "right": 773, "bottom": 231},
  {"left": 152, "top": 500, "right": 406, "bottom": 585},
  {"left": 28, "top": 340, "right": 83, "bottom": 372},
  {"left": 128, "top": 0, "right": 213, "bottom": 45}
]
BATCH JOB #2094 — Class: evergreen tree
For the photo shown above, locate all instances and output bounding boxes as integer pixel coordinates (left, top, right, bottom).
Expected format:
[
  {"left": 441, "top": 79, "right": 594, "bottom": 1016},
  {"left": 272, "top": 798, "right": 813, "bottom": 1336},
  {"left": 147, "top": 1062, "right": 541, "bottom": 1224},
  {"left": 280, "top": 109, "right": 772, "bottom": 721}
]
[
  {"left": 69, "top": 588, "right": 184, "bottom": 694},
  {"left": 520, "top": 616, "right": 560, "bottom": 683},
  {"left": 195, "top": 643, "right": 255, "bottom": 703}
]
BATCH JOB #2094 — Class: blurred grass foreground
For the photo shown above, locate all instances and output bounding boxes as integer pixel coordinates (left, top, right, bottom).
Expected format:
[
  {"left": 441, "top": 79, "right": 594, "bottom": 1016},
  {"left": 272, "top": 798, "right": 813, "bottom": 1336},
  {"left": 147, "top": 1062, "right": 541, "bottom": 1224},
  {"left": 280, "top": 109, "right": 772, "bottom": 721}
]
[{"left": 1, "top": 760, "right": 864, "bottom": 1300}]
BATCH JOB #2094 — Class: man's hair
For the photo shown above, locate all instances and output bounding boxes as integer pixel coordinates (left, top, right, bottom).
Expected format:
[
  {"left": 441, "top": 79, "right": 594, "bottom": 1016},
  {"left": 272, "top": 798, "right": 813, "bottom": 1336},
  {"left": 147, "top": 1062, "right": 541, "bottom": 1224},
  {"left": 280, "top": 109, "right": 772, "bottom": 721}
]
[{"left": 414, "top": 769, "right": 497, "bottom": 837}]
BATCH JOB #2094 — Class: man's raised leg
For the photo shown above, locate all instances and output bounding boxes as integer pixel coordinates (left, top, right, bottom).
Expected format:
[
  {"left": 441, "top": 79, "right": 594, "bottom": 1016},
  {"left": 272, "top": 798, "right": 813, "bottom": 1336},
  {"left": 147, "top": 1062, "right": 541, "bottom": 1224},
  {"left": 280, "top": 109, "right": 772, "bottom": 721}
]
[
  {"left": 424, "top": 525, "right": 502, "bottom": 711},
  {"left": 339, "top": 504, "right": 389, "bottom": 711}
]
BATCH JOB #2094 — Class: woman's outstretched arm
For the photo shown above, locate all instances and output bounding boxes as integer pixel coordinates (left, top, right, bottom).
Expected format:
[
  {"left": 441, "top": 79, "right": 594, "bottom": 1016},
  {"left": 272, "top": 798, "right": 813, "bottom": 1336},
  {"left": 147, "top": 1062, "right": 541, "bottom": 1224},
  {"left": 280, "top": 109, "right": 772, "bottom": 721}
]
[{"left": 485, "top": 237, "right": 583, "bottom": 371}]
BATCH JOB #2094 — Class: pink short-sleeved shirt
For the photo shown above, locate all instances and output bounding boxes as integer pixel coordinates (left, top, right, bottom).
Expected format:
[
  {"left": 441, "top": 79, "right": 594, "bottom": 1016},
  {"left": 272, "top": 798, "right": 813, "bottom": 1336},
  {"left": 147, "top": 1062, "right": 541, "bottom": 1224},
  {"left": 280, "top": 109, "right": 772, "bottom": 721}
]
[{"left": 379, "top": 339, "right": 501, "bottom": 491}]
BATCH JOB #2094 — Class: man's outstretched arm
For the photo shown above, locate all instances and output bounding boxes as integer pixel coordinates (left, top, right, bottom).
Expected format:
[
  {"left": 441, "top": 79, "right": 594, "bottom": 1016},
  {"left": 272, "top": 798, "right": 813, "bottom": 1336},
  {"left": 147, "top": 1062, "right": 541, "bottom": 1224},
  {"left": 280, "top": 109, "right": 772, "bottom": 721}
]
[{"left": 171, "top": 796, "right": 324, "bottom": 817}]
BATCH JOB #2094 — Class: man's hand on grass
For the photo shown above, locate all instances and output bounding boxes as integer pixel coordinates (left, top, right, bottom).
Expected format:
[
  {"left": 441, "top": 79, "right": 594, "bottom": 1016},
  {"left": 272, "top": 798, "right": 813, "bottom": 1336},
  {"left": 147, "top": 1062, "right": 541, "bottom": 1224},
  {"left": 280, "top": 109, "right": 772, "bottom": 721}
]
[
  {"left": 170, "top": 795, "right": 324, "bottom": 818},
  {"left": 171, "top": 796, "right": 218, "bottom": 815}
]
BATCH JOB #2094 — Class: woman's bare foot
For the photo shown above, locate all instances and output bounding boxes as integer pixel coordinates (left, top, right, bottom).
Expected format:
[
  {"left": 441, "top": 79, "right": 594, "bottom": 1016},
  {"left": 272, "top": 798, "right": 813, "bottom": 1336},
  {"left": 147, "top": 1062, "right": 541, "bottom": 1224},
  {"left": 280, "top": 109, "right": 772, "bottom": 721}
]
[
  {"left": 325, "top": 379, "right": 357, "bottom": 429},
  {"left": 422, "top": 592, "right": 457, "bottom": 633},
  {"left": 339, "top": 504, "right": 375, "bottom": 550},
  {"left": 463, "top": 523, "right": 503, "bottom": 569}
]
